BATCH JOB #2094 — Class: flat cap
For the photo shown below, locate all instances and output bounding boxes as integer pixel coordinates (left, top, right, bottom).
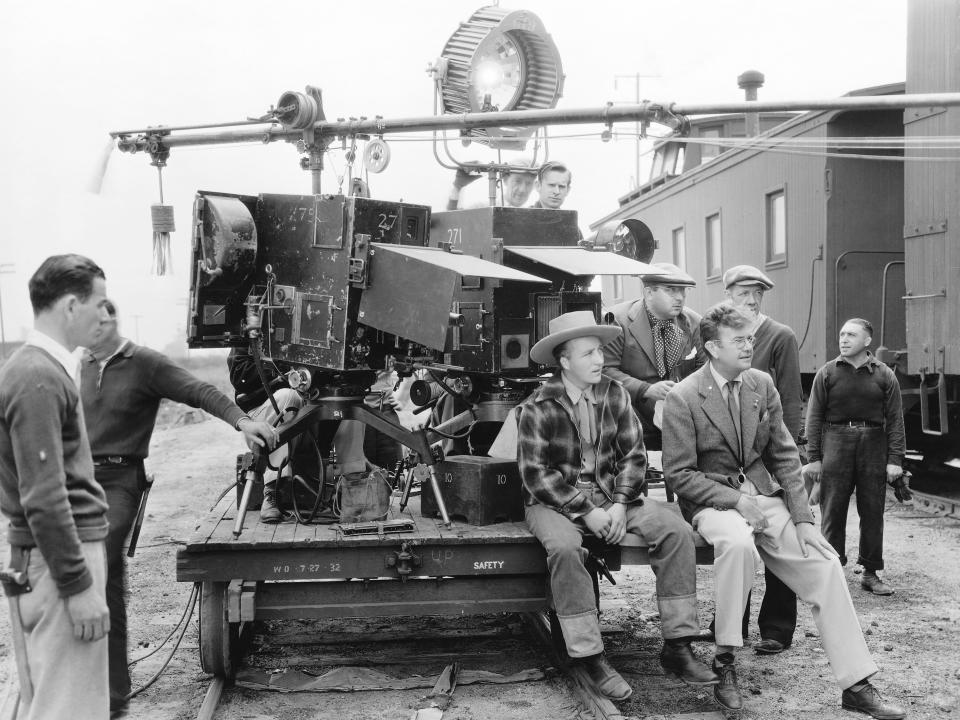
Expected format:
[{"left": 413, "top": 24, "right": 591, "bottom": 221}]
[
  {"left": 641, "top": 262, "right": 696, "bottom": 287},
  {"left": 723, "top": 264, "right": 774, "bottom": 290}
]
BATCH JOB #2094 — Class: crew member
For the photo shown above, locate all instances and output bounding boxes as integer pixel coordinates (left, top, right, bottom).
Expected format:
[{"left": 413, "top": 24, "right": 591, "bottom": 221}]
[
  {"left": 518, "top": 311, "right": 717, "bottom": 702},
  {"left": 723, "top": 264, "right": 803, "bottom": 655},
  {"left": 804, "top": 318, "right": 907, "bottom": 596},
  {"left": 445, "top": 158, "right": 537, "bottom": 210},
  {"left": 602, "top": 263, "right": 703, "bottom": 448},
  {"left": 82, "top": 302, "right": 276, "bottom": 715},
  {"left": 530, "top": 160, "right": 572, "bottom": 209},
  {"left": 0, "top": 254, "right": 112, "bottom": 719},
  {"left": 662, "top": 302, "right": 906, "bottom": 719}
]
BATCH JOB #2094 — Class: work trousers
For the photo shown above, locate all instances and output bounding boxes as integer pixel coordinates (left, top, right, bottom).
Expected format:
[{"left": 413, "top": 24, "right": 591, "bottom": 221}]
[
  {"left": 819, "top": 426, "right": 887, "bottom": 570},
  {"left": 96, "top": 462, "right": 147, "bottom": 710},
  {"left": 693, "top": 496, "right": 877, "bottom": 689},
  {"left": 13, "top": 541, "right": 109, "bottom": 720},
  {"left": 526, "top": 492, "right": 700, "bottom": 658},
  {"left": 249, "top": 388, "right": 305, "bottom": 470}
]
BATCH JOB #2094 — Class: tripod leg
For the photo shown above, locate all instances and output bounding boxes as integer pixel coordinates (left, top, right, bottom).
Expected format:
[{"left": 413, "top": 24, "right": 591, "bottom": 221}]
[
  {"left": 399, "top": 466, "right": 415, "bottom": 512},
  {"left": 233, "top": 471, "right": 256, "bottom": 538},
  {"left": 427, "top": 465, "right": 452, "bottom": 527}
]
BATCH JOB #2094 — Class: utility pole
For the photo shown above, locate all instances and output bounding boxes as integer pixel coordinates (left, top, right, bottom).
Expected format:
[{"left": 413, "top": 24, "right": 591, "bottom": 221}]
[
  {"left": 614, "top": 72, "right": 660, "bottom": 189},
  {"left": 132, "top": 314, "right": 143, "bottom": 344},
  {"left": 0, "top": 264, "right": 15, "bottom": 360}
]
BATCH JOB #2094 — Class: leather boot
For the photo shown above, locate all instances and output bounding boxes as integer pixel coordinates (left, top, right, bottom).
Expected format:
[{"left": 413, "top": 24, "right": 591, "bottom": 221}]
[
  {"left": 712, "top": 660, "right": 743, "bottom": 711},
  {"left": 259, "top": 480, "right": 282, "bottom": 523},
  {"left": 580, "top": 653, "right": 632, "bottom": 701},
  {"left": 842, "top": 683, "right": 906, "bottom": 719},
  {"left": 660, "top": 642, "right": 719, "bottom": 685}
]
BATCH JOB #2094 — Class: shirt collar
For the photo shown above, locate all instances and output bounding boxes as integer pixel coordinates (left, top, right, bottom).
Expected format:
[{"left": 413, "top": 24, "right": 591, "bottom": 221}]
[
  {"left": 835, "top": 352, "right": 879, "bottom": 373},
  {"left": 709, "top": 361, "right": 744, "bottom": 392},
  {"left": 561, "top": 373, "right": 597, "bottom": 406},
  {"left": 26, "top": 329, "right": 79, "bottom": 381},
  {"left": 95, "top": 338, "right": 130, "bottom": 367}
]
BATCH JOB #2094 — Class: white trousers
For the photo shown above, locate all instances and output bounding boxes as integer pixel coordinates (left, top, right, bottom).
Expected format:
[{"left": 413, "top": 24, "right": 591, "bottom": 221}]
[
  {"left": 15, "top": 541, "right": 109, "bottom": 720},
  {"left": 693, "top": 495, "right": 878, "bottom": 689}
]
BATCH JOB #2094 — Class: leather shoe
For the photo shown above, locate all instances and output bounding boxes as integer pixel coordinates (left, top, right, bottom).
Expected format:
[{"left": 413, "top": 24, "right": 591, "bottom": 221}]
[
  {"left": 660, "top": 642, "right": 719, "bottom": 685},
  {"left": 580, "top": 653, "right": 632, "bottom": 701},
  {"left": 712, "top": 661, "right": 743, "bottom": 711},
  {"left": 842, "top": 683, "right": 906, "bottom": 719},
  {"left": 861, "top": 574, "right": 894, "bottom": 596},
  {"left": 754, "top": 638, "right": 790, "bottom": 655}
]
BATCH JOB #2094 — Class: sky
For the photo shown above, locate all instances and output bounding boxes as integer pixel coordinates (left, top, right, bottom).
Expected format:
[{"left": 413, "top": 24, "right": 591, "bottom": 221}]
[{"left": 0, "top": 0, "right": 907, "bottom": 352}]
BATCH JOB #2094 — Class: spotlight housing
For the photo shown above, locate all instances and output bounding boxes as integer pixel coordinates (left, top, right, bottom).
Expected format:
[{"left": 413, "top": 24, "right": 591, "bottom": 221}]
[{"left": 435, "top": 6, "right": 564, "bottom": 149}]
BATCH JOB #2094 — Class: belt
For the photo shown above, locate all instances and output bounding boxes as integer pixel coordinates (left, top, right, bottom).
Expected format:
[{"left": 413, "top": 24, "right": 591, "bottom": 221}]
[
  {"left": 93, "top": 455, "right": 141, "bottom": 467},
  {"left": 826, "top": 420, "right": 882, "bottom": 428}
]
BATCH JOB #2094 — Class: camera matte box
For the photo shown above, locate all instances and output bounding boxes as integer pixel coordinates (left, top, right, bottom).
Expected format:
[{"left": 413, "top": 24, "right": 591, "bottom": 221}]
[{"left": 421, "top": 455, "right": 525, "bottom": 526}]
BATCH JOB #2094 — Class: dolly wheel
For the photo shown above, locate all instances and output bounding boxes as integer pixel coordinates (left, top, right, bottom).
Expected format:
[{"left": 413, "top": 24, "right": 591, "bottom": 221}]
[{"left": 198, "top": 581, "right": 239, "bottom": 679}]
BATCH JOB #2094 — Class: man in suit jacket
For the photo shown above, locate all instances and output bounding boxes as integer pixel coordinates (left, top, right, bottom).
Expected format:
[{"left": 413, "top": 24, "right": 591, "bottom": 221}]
[
  {"left": 603, "top": 263, "right": 704, "bottom": 446},
  {"left": 662, "top": 303, "right": 905, "bottom": 719}
]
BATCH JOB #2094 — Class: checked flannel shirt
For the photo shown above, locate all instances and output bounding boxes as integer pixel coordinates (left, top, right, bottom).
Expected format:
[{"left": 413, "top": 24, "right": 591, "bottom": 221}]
[{"left": 517, "top": 374, "right": 648, "bottom": 519}]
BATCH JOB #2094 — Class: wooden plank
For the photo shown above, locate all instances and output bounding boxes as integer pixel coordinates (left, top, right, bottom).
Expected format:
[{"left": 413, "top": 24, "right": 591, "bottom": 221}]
[
  {"left": 186, "top": 504, "right": 232, "bottom": 547},
  {"left": 260, "top": 623, "right": 522, "bottom": 647}
]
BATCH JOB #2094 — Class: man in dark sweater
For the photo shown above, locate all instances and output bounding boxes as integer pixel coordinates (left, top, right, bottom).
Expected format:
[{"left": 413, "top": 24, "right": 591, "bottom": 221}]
[
  {"left": 0, "top": 254, "right": 112, "bottom": 719},
  {"left": 805, "top": 318, "right": 906, "bottom": 596},
  {"left": 723, "top": 265, "right": 804, "bottom": 655},
  {"left": 81, "top": 300, "right": 276, "bottom": 714}
]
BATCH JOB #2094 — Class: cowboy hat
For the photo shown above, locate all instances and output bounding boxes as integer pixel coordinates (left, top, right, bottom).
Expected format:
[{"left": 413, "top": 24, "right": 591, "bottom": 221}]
[{"left": 529, "top": 311, "right": 621, "bottom": 365}]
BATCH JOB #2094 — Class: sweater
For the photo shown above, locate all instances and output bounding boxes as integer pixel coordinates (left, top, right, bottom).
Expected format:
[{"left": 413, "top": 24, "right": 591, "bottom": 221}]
[
  {"left": 751, "top": 317, "right": 803, "bottom": 439},
  {"left": 0, "top": 345, "right": 108, "bottom": 596},
  {"left": 81, "top": 341, "right": 245, "bottom": 459}
]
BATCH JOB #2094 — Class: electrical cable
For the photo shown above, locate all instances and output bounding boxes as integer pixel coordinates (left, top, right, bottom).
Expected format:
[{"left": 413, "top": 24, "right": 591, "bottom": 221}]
[{"left": 124, "top": 583, "right": 199, "bottom": 701}]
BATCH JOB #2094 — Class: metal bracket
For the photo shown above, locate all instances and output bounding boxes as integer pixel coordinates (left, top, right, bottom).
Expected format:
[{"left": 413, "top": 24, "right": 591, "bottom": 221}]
[
  {"left": 919, "top": 369, "right": 949, "bottom": 437},
  {"left": 385, "top": 541, "right": 422, "bottom": 582}
]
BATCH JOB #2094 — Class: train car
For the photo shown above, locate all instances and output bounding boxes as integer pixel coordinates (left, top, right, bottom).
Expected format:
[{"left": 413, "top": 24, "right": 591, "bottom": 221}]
[{"left": 591, "top": 2, "right": 959, "bottom": 514}]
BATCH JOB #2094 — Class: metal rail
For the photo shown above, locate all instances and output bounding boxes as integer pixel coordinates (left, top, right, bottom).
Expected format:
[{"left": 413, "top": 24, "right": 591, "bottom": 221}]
[{"left": 112, "top": 93, "right": 960, "bottom": 152}]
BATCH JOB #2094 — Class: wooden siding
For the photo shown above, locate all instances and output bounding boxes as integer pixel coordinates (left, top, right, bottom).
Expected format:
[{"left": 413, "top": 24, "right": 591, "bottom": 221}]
[
  {"left": 904, "top": 0, "right": 960, "bottom": 375},
  {"left": 597, "top": 115, "right": 835, "bottom": 372}
]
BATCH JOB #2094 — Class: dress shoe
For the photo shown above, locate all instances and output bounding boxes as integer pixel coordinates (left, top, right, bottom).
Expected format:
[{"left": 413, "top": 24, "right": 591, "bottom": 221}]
[
  {"left": 259, "top": 480, "right": 282, "bottom": 523},
  {"left": 861, "top": 574, "right": 894, "bottom": 596},
  {"left": 660, "top": 642, "right": 719, "bottom": 685},
  {"left": 754, "top": 638, "right": 790, "bottom": 655},
  {"left": 580, "top": 653, "right": 632, "bottom": 701},
  {"left": 712, "top": 661, "right": 743, "bottom": 712},
  {"left": 842, "top": 683, "right": 906, "bottom": 719}
]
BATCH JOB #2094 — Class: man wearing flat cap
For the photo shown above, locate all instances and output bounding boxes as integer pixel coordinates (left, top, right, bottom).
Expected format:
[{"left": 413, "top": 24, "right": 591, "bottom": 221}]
[
  {"left": 602, "top": 263, "right": 705, "bottom": 447},
  {"left": 518, "top": 311, "right": 716, "bottom": 702},
  {"left": 722, "top": 264, "right": 805, "bottom": 656}
]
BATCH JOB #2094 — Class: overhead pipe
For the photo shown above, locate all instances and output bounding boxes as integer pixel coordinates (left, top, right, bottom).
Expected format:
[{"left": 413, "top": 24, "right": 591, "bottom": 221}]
[{"left": 113, "top": 93, "right": 960, "bottom": 154}]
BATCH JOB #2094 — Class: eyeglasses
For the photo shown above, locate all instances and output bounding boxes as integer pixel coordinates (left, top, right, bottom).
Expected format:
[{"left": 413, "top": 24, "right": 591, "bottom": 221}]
[{"left": 715, "top": 335, "right": 755, "bottom": 349}]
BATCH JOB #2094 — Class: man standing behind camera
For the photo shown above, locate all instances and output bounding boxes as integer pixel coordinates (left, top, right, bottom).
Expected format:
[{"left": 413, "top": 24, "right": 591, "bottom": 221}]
[
  {"left": 81, "top": 301, "right": 276, "bottom": 715},
  {"left": 0, "top": 254, "right": 112, "bottom": 719},
  {"left": 602, "top": 263, "right": 703, "bottom": 447}
]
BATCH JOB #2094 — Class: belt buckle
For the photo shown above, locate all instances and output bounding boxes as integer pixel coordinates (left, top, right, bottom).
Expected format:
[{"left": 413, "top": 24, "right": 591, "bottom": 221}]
[{"left": 108, "top": 456, "right": 125, "bottom": 464}]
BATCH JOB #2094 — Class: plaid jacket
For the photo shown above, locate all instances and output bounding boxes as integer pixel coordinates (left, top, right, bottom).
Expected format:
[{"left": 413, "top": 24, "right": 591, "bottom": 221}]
[{"left": 517, "top": 374, "right": 648, "bottom": 518}]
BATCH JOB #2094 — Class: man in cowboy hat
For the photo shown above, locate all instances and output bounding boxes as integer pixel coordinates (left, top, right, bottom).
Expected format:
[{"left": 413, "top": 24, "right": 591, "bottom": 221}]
[
  {"left": 602, "top": 262, "right": 704, "bottom": 448},
  {"left": 517, "top": 311, "right": 716, "bottom": 702}
]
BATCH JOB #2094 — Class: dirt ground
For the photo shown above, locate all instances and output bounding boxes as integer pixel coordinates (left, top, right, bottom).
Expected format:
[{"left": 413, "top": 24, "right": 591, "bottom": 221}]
[{"left": 1, "top": 406, "right": 959, "bottom": 719}]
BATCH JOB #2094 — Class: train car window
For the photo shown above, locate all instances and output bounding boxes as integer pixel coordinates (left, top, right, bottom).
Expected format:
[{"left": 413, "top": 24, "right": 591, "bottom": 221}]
[
  {"left": 672, "top": 226, "right": 686, "bottom": 270},
  {"left": 705, "top": 213, "right": 722, "bottom": 279},
  {"left": 765, "top": 189, "right": 787, "bottom": 266},
  {"left": 700, "top": 127, "right": 722, "bottom": 163}
]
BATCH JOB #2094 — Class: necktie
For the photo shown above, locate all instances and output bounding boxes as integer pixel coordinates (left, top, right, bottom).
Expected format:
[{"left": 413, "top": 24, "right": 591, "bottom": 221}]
[
  {"left": 577, "top": 393, "right": 594, "bottom": 445},
  {"left": 726, "top": 380, "right": 743, "bottom": 466},
  {"left": 650, "top": 318, "right": 684, "bottom": 378}
]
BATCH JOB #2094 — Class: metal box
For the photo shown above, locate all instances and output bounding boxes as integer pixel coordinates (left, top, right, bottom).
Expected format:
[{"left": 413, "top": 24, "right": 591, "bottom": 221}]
[{"left": 421, "top": 455, "right": 525, "bottom": 526}]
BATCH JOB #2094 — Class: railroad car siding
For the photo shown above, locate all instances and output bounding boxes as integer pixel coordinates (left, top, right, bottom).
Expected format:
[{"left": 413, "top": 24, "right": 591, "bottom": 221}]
[
  {"left": 905, "top": 0, "right": 960, "bottom": 378},
  {"left": 594, "top": 94, "right": 905, "bottom": 375}
]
